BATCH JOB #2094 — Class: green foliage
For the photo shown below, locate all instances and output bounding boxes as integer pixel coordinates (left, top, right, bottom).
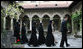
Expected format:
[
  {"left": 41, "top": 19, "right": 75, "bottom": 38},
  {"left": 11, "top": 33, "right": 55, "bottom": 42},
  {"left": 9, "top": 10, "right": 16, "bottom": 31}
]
[
  {"left": 72, "top": 10, "right": 82, "bottom": 21},
  {"left": 1, "top": 8, "right": 6, "bottom": 17},
  {"left": 1, "top": 2, "right": 24, "bottom": 19},
  {"left": 72, "top": 10, "right": 82, "bottom": 33},
  {"left": 1, "top": 2, "right": 24, "bottom": 33}
]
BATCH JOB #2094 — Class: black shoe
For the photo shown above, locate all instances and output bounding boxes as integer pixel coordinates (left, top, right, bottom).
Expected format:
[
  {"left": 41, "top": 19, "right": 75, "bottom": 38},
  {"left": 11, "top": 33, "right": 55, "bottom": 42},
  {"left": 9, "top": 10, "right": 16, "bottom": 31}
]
[
  {"left": 33, "top": 45, "right": 38, "bottom": 47},
  {"left": 66, "top": 44, "right": 70, "bottom": 47},
  {"left": 60, "top": 45, "right": 64, "bottom": 48},
  {"left": 46, "top": 45, "right": 51, "bottom": 47},
  {"left": 52, "top": 43, "right": 56, "bottom": 46}
]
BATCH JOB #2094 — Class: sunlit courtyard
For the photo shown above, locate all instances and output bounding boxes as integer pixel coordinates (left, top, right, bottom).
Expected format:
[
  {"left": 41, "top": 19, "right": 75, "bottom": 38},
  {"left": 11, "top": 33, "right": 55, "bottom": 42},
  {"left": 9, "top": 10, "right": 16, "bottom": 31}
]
[{"left": 1, "top": 1, "right": 82, "bottom": 48}]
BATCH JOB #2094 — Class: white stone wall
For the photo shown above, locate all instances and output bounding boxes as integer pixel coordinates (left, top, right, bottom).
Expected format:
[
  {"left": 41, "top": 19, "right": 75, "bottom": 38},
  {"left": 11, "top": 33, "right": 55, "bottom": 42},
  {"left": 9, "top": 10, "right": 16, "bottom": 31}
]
[{"left": 23, "top": 8, "right": 71, "bottom": 21}]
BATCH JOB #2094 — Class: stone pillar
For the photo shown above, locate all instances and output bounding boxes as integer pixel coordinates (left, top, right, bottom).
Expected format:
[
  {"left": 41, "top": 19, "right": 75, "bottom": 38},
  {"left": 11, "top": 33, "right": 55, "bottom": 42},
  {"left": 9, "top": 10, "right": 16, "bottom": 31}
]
[
  {"left": 72, "top": 19, "right": 74, "bottom": 34},
  {"left": 59, "top": 18, "right": 63, "bottom": 32},
  {"left": 80, "top": 19, "right": 82, "bottom": 35},
  {"left": 61, "top": 18, "right": 63, "bottom": 23},
  {"left": 3, "top": 17, "right": 6, "bottom": 30},
  {"left": 30, "top": 18, "right": 32, "bottom": 31},
  {"left": 40, "top": 18, "right": 42, "bottom": 23},
  {"left": 50, "top": 17, "right": 53, "bottom": 20},
  {"left": 11, "top": 18, "right": 13, "bottom": 30}
]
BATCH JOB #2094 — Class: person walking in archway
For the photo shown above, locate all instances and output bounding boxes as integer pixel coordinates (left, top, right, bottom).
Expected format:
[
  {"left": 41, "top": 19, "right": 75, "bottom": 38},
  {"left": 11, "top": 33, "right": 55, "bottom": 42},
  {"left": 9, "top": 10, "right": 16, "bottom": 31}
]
[
  {"left": 21, "top": 23, "right": 28, "bottom": 44},
  {"left": 45, "top": 20, "right": 55, "bottom": 47},
  {"left": 60, "top": 15, "right": 70, "bottom": 47},
  {"left": 28, "top": 21, "right": 38, "bottom": 46},
  {"left": 14, "top": 22, "right": 20, "bottom": 43},
  {"left": 38, "top": 23, "right": 45, "bottom": 45}
]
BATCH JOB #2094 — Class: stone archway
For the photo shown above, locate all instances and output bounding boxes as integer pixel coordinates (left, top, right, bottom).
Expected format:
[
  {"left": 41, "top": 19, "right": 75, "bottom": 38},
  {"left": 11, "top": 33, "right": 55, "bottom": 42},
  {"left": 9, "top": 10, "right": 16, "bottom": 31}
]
[
  {"left": 6, "top": 16, "right": 11, "bottom": 30},
  {"left": 32, "top": 15, "right": 40, "bottom": 29},
  {"left": 22, "top": 15, "right": 30, "bottom": 30},
  {"left": 53, "top": 15, "right": 61, "bottom": 31},
  {"left": 42, "top": 15, "right": 50, "bottom": 31}
]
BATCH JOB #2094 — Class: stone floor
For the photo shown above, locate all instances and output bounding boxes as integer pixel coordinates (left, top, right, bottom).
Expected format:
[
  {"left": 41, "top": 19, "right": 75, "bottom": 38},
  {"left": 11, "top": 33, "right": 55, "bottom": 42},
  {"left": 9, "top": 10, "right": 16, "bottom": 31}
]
[{"left": 13, "top": 31, "right": 82, "bottom": 48}]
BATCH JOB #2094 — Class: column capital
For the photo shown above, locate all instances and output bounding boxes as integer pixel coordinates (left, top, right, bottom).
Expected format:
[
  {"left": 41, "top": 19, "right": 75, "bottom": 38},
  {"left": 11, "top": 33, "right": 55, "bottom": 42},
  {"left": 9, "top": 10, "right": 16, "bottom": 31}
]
[
  {"left": 61, "top": 18, "right": 63, "bottom": 23},
  {"left": 29, "top": 18, "right": 32, "bottom": 20},
  {"left": 50, "top": 17, "right": 53, "bottom": 20},
  {"left": 40, "top": 18, "right": 42, "bottom": 23},
  {"left": 61, "top": 17, "right": 63, "bottom": 20}
]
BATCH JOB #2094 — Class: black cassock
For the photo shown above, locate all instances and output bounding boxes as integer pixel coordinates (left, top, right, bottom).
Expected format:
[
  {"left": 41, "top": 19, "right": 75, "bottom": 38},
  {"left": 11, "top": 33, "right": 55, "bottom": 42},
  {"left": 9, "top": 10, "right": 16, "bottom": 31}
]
[
  {"left": 38, "top": 23, "right": 45, "bottom": 45},
  {"left": 45, "top": 21, "right": 55, "bottom": 46},
  {"left": 28, "top": 22, "right": 38, "bottom": 46},
  {"left": 13, "top": 21, "right": 16, "bottom": 37},
  {"left": 14, "top": 22, "right": 20, "bottom": 41},
  {"left": 13, "top": 18, "right": 16, "bottom": 36},
  {"left": 60, "top": 20, "right": 69, "bottom": 47},
  {"left": 21, "top": 23, "right": 28, "bottom": 44}
]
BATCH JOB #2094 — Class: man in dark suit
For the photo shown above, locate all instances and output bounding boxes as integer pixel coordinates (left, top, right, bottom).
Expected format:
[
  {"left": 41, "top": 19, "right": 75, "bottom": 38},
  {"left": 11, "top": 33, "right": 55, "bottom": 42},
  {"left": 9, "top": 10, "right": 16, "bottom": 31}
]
[{"left": 60, "top": 15, "right": 70, "bottom": 47}]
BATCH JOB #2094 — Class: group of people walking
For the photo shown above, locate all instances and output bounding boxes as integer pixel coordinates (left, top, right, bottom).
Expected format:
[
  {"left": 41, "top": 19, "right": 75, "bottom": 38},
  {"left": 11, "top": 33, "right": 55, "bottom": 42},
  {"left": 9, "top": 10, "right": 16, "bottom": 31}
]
[{"left": 13, "top": 15, "right": 70, "bottom": 47}]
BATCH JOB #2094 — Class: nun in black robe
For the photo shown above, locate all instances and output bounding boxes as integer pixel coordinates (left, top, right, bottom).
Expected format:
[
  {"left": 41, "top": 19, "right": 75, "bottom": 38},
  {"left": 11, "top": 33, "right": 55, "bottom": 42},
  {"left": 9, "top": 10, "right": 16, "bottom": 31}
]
[
  {"left": 13, "top": 19, "right": 17, "bottom": 37},
  {"left": 21, "top": 23, "right": 28, "bottom": 44},
  {"left": 45, "top": 20, "right": 55, "bottom": 46},
  {"left": 38, "top": 23, "right": 45, "bottom": 45},
  {"left": 28, "top": 21, "right": 38, "bottom": 46},
  {"left": 14, "top": 22, "right": 20, "bottom": 42},
  {"left": 13, "top": 19, "right": 19, "bottom": 38}
]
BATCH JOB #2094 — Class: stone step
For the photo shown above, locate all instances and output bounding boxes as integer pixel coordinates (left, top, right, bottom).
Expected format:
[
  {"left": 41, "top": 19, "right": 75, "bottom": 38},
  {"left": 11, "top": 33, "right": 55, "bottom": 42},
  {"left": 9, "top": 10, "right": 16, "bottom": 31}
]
[{"left": 12, "top": 44, "right": 24, "bottom": 48}]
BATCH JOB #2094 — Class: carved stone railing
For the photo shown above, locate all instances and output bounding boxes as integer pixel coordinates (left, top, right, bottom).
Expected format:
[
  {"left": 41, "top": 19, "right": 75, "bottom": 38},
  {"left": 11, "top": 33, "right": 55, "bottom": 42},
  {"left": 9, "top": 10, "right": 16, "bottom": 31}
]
[{"left": 1, "top": 30, "right": 16, "bottom": 48}]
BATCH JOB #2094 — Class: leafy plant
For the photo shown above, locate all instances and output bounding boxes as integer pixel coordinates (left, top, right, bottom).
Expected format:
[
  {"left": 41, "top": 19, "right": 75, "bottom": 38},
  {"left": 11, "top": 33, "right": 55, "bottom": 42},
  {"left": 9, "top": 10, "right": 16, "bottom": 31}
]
[{"left": 1, "top": 2, "right": 24, "bottom": 19}]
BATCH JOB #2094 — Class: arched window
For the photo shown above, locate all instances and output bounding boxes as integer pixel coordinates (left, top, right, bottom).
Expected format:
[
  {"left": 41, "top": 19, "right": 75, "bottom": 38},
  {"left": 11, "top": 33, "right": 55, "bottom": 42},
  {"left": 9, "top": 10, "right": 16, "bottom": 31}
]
[
  {"left": 42, "top": 15, "right": 50, "bottom": 31},
  {"left": 53, "top": 15, "right": 61, "bottom": 31}
]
